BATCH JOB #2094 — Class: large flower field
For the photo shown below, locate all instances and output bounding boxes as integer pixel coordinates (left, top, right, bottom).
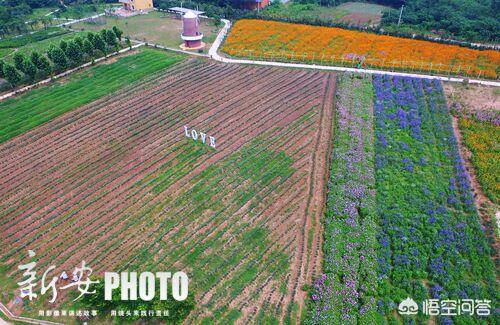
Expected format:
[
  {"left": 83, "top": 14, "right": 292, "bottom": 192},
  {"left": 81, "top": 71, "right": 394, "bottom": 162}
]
[
  {"left": 223, "top": 19, "right": 500, "bottom": 79},
  {"left": 309, "top": 74, "right": 497, "bottom": 324},
  {"left": 0, "top": 43, "right": 497, "bottom": 323}
]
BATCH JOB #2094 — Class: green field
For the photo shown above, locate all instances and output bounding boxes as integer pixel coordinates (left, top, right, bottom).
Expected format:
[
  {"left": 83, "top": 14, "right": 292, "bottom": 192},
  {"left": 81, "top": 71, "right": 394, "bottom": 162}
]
[
  {"left": 73, "top": 11, "right": 220, "bottom": 50},
  {"left": 0, "top": 27, "right": 77, "bottom": 61},
  {"left": 0, "top": 31, "right": 81, "bottom": 62},
  {"left": 0, "top": 48, "right": 184, "bottom": 143},
  {"left": 24, "top": 7, "right": 58, "bottom": 21},
  {"left": 55, "top": 3, "right": 121, "bottom": 20},
  {"left": 259, "top": 1, "right": 390, "bottom": 26}
]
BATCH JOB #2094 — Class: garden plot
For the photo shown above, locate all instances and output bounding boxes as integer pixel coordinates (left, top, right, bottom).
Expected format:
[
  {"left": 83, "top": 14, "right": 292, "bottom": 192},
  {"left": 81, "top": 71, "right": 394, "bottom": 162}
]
[{"left": 0, "top": 60, "right": 335, "bottom": 323}]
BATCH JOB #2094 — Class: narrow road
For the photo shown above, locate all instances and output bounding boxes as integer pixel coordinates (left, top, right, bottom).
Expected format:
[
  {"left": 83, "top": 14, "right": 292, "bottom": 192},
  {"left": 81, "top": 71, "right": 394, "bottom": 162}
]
[
  {"left": 0, "top": 302, "right": 63, "bottom": 325},
  {"left": 209, "top": 19, "right": 500, "bottom": 87},
  {"left": 56, "top": 13, "right": 105, "bottom": 27}
]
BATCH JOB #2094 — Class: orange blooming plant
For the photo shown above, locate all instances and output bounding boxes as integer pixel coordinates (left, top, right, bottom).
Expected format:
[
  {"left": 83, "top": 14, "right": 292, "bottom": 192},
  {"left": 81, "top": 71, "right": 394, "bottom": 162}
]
[{"left": 223, "top": 19, "right": 500, "bottom": 79}]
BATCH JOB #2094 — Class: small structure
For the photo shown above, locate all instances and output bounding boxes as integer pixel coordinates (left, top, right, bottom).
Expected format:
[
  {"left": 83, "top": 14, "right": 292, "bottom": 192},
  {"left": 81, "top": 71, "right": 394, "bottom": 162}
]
[
  {"left": 119, "top": 0, "right": 153, "bottom": 11},
  {"left": 167, "top": 7, "right": 205, "bottom": 17},
  {"left": 242, "top": 0, "right": 270, "bottom": 10},
  {"left": 180, "top": 10, "right": 204, "bottom": 50}
]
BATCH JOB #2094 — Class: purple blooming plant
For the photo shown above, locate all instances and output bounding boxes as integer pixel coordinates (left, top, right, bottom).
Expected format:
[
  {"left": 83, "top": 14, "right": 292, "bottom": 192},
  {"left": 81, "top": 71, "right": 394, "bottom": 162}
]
[
  {"left": 371, "top": 74, "right": 497, "bottom": 320},
  {"left": 309, "top": 74, "right": 378, "bottom": 324}
]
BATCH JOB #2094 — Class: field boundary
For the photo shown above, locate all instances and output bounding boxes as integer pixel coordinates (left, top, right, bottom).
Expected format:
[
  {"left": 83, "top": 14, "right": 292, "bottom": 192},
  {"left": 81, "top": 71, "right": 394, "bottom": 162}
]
[
  {"left": 134, "top": 40, "right": 209, "bottom": 58},
  {"left": 0, "top": 302, "right": 63, "bottom": 325},
  {"left": 0, "top": 42, "right": 144, "bottom": 102},
  {"left": 56, "top": 13, "right": 105, "bottom": 27},
  {"left": 209, "top": 19, "right": 500, "bottom": 87}
]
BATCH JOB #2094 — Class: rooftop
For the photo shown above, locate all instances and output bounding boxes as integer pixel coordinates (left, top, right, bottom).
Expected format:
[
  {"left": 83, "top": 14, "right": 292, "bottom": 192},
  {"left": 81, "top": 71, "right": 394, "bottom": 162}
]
[{"left": 168, "top": 7, "right": 205, "bottom": 16}]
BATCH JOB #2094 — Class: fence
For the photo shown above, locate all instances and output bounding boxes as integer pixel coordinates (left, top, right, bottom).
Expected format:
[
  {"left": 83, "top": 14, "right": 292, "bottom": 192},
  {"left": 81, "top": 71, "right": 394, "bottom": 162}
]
[{"left": 228, "top": 49, "right": 495, "bottom": 80}]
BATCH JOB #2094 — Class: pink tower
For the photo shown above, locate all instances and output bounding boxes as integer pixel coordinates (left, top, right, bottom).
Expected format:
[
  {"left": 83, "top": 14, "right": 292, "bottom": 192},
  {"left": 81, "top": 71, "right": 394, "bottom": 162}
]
[{"left": 181, "top": 10, "right": 203, "bottom": 49}]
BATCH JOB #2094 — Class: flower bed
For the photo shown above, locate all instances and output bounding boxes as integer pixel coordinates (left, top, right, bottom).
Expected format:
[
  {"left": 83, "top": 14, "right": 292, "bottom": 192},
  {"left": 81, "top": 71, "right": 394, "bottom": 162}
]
[
  {"left": 308, "top": 74, "right": 380, "bottom": 324},
  {"left": 457, "top": 117, "right": 499, "bottom": 204},
  {"left": 223, "top": 19, "right": 500, "bottom": 79},
  {"left": 373, "top": 75, "right": 497, "bottom": 323},
  {"left": 309, "top": 74, "right": 497, "bottom": 323}
]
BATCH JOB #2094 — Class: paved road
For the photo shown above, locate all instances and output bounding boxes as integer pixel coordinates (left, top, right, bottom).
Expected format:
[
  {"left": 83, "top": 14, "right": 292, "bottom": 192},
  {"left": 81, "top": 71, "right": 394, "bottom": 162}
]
[
  {"left": 56, "top": 13, "right": 105, "bottom": 27},
  {"left": 209, "top": 19, "right": 500, "bottom": 87}
]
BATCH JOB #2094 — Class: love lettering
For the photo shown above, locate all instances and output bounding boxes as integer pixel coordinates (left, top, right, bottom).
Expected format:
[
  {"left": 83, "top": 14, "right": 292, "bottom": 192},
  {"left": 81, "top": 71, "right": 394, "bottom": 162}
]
[{"left": 184, "top": 125, "right": 216, "bottom": 149}]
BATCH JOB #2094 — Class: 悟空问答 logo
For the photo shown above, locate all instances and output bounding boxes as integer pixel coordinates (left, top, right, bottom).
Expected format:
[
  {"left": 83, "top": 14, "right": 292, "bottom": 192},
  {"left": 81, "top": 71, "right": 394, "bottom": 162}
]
[{"left": 398, "top": 297, "right": 418, "bottom": 315}]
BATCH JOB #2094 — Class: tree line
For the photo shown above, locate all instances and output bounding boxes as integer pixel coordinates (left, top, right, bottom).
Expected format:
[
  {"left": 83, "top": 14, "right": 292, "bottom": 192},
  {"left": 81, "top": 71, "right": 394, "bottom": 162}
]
[
  {"left": 381, "top": 0, "right": 499, "bottom": 42},
  {"left": 266, "top": 0, "right": 499, "bottom": 43},
  {"left": 154, "top": 0, "right": 500, "bottom": 43},
  {"left": 0, "top": 0, "right": 116, "bottom": 37},
  {"left": 0, "top": 26, "right": 130, "bottom": 88}
]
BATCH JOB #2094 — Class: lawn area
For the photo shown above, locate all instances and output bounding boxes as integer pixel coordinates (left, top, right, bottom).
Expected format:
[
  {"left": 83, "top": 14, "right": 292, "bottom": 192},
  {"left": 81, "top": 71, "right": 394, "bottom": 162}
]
[
  {"left": 0, "top": 30, "right": 81, "bottom": 62},
  {"left": 0, "top": 48, "right": 184, "bottom": 143},
  {"left": 54, "top": 3, "right": 121, "bottom": 20},
  {"left": 0, "top": 48, "right": 14, "bottom": 58},
  {"left": 335, "top": 2, "right": 390, "bottom": 25},
  {"left": 260, "top": 1, "right": 390, "bottom": 26},
  {"left": 73, "top": 11, "right": 220, "bottom": 51},
  {"left": 24, "top": 7, "right": 58, "bottom": 21}
]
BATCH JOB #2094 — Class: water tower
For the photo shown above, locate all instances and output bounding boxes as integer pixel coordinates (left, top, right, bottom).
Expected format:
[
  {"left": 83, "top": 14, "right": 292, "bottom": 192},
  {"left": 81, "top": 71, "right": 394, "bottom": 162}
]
[{"left": 181, "top": 10, "right": 204, "bottom": 50}]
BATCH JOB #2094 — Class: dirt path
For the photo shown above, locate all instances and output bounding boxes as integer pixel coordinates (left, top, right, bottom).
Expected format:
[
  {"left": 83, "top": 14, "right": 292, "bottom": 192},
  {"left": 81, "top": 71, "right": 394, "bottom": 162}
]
[{"left": 284, "top": 73, "right": 335, "bottom": 323}]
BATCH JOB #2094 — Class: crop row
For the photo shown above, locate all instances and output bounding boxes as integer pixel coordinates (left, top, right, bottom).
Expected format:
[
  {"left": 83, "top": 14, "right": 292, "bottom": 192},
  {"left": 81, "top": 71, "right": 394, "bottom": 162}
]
[
  {"left": 308, "top": 73, "right": 379, "bottom": 324},
  {"left": 0, "top": 60, "right": 333, "bottom": 323}
]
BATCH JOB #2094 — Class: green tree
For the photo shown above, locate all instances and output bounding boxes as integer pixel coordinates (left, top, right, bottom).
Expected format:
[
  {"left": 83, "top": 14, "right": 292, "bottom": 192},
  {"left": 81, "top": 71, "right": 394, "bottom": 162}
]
[
  {"left": 82, "top": 39, "right": 94, "bottom": 58},
  {"left": 48, "top": 46, "right": 68, "bottom": 71},
  {"left": 47, "top": 44, "right": 57, "bottom": 62},
  {"left": 36, "top": 55, "right": 52, "bottom": 76},
  {"left": 3, "top": 63, "right": 22, "bottom": 87},
  {"left": 87, "top": 31, "right": 96, "bottom": 45},
  {"left": 74, "top": 36, "right": 84, "bottom": 48},
  {"left": 104, "top": 29, "right": 117, "bottom": 47},
  {"left": 59, "top": 39, "right": 68, "bottom": 53},
  {"left": 112, "top": 25, "right": 123, "bottom": 41},
  {"left": 99, "top": 28, "right": 107, "bottom": 41},
  {"left": 125, "top": 37, "right": 131, "bottom": 50},
  {"left": 30, "top": 51, "right": 43, "bottom": 67},
  {"left": 0, "top": 60, "right": 5, "bottom": 78},
  {"left": 93, "top": 33, "right": 107, "bottom": 56},
  {"left": 22, "top": 58, "right": 37, "bottom": 80},
  {"left": 66, "top": 40, "right": 83, "bottom": 65},
  {"left": 13, "top": 52, "right": 26, "bottom": 72}
]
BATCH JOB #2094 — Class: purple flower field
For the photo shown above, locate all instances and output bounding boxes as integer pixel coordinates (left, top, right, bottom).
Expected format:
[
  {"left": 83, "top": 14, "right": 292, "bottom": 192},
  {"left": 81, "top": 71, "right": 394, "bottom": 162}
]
[{"left": 308, "top": 73, "right": 497, "bottom": 324}]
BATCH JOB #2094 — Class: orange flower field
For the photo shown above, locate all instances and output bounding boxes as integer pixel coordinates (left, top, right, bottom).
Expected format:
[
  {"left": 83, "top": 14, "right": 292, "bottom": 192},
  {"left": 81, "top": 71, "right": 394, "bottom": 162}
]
[{"left": 223, "top": 19, "right": 500, "bottom": 79}]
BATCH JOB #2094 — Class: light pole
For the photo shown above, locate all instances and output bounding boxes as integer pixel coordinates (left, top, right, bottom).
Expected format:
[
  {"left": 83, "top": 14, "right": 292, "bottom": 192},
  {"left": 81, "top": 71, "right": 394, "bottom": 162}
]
[{"left": 398, "top": 4, "right": 404, "bottom": 27}]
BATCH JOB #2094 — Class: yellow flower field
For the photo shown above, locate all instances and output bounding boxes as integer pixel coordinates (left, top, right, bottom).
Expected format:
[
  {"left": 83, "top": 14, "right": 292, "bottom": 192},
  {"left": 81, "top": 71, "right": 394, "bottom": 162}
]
[
  {"left": 223, "top": 19, "right": 500, "bottom": 79},
  {"left": 459, "top": 117, "right": 500, "bottom": 204}
]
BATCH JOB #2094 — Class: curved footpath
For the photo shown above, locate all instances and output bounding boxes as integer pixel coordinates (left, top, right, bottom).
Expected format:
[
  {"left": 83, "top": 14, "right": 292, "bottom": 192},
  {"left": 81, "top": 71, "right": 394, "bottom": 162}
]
[{"left": 209, "top": 19, "right": 500, "bottom": 87}]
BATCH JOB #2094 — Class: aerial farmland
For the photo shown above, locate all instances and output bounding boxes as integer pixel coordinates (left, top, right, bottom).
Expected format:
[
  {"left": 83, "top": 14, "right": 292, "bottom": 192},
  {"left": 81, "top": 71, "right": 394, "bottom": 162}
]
[
  {"left": 1, "top": 49, "right": 335, "bottom": 323},
  {"left": 0, "top": 0, "right": 498, "bottom": 324}
]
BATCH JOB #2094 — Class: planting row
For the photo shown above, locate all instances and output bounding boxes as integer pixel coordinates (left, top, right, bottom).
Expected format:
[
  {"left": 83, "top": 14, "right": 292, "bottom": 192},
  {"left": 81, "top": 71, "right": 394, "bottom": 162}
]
[{"left": 0, "top": 61, "right": 334, "bottom": 323}]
